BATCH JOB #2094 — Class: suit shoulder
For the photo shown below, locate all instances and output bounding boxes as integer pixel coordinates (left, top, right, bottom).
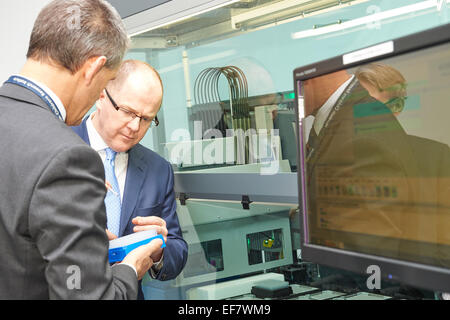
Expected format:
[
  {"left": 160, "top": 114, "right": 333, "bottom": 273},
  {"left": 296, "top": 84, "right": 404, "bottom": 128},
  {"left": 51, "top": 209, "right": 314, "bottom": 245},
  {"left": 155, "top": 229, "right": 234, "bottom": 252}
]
[
  {"left": 408, "top": 135, "right": 449, "bottom": 150},
  {"left": 135, "top": 144, "right": 171, "bottom": 166},
  {"left": 2, "top": 98, "right": 86, "bottom": 146},
  {"left": 2, "top": 100, "right": 99, "bottom": 167}
]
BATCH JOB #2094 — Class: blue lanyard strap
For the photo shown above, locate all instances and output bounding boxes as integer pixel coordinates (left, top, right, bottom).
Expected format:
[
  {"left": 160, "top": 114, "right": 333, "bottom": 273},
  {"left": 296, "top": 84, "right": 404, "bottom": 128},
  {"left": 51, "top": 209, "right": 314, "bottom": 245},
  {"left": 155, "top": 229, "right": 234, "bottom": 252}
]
[{"left": 5, "top": 75, "right": 64, "bottom": 122}]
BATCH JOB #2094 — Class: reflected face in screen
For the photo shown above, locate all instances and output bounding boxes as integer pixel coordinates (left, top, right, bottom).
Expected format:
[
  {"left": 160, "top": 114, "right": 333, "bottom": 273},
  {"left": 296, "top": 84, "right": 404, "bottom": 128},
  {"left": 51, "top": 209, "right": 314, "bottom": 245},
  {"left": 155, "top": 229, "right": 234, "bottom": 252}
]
[
  {"left": 358, "top": 80, "right": 391, "bottom": 103},
  {"left": 355, "top": 63, "right": 407, "bottom": 115}
]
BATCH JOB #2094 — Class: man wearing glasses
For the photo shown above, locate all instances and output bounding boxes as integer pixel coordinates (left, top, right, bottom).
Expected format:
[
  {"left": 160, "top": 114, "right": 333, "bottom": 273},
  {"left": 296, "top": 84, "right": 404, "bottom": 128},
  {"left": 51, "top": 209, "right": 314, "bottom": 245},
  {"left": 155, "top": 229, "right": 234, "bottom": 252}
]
[{"left": 72, "top": 60, "right": 188, "bottom": 299}]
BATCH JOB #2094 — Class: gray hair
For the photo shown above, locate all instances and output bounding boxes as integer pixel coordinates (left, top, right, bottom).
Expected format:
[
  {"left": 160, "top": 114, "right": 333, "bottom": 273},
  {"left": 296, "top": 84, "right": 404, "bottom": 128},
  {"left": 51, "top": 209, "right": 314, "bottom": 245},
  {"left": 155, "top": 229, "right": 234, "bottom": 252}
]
[{"left": 27, "top": 0, "right": 129, "bottom": 74}]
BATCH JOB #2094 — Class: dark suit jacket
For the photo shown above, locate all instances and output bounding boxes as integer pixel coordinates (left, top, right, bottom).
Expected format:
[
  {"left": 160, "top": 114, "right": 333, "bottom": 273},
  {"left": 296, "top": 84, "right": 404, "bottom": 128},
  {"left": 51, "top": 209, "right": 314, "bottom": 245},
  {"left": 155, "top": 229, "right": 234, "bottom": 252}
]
[
  {"left": 0, "top": 82, "right": 138, "bottom": 299},
  {"left": 72, "top": 118, "right": 188, "bottom": 288}
]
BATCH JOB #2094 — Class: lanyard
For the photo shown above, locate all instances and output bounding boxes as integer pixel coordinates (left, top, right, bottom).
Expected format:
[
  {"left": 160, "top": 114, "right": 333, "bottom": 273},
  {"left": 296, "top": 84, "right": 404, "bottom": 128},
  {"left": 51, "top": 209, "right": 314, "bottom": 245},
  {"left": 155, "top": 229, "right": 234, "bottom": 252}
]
[{"left": 5, "top": 75, "right": 64, "bottom": 122}]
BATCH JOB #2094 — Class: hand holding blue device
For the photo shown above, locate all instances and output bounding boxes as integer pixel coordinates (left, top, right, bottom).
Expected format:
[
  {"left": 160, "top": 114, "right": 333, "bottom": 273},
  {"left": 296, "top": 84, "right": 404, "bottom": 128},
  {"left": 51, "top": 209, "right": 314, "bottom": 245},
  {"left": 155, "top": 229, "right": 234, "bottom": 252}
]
[{"left": 108, "top": 229, "right": 166, "bottom": 263}]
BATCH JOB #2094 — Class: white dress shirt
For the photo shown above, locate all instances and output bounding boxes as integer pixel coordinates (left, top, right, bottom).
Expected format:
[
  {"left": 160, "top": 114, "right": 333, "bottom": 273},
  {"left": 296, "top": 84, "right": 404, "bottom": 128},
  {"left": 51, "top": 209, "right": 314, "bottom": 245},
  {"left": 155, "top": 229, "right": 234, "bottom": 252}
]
[
  {"left": 14, "top": 74, "right": 67, "bottom": 122},
  {"left": 86, "top": 114, "right": 129, "bottom": 202}
]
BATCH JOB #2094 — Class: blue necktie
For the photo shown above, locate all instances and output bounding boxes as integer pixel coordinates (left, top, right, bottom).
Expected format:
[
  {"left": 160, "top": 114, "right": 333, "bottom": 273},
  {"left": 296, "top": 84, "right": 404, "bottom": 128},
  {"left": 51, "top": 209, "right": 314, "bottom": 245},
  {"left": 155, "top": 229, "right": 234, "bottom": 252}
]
[{"left": 104, "top": 148, "right": 121, "bottom": 236}]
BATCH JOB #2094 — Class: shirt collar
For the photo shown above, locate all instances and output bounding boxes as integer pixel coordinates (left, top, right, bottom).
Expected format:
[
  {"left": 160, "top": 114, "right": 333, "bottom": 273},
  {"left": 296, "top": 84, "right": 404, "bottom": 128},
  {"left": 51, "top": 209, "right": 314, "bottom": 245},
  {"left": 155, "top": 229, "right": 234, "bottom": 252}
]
[
  {"left": 13, "top": 74, "right": 67, "bottom": 122},
  {"left": 314, "top": 75, "right": 354, "bottom": 135},
  {"left": 86, "top": 113, "right": 130, "bottom": 156},
  {"left": 86, "top": 113, "right": 109, "bottom": 152}
]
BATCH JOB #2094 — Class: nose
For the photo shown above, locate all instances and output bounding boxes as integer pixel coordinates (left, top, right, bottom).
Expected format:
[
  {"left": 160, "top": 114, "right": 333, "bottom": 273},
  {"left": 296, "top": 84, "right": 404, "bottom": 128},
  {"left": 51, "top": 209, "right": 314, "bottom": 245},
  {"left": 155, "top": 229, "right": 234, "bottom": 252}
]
[{"left": 127, "top": 117, "right": 141, "bottom": 132}]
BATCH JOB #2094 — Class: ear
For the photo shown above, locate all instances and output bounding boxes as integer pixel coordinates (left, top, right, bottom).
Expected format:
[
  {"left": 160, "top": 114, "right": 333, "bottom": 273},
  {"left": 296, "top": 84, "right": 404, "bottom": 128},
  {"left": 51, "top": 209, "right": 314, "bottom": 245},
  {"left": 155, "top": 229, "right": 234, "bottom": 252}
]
[
  {"left": 84, "top": 56, "right": 107, "bottom": 86},
  {"left": 96, "top": 90, "right": 106, "bottom": 112}
]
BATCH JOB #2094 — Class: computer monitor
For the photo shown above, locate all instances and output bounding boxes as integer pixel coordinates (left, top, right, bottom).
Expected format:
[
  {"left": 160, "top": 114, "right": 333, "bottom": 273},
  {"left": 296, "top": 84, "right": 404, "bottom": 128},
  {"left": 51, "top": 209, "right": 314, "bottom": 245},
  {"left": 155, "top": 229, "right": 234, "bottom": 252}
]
[{"left": 294, "top": 23, "right": 450, "bottom": 292}]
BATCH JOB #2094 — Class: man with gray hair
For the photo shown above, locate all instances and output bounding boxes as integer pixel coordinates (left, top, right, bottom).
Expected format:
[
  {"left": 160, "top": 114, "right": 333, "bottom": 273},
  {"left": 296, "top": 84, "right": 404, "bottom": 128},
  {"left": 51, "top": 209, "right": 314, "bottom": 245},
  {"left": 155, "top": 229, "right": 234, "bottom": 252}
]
[{"left": 0, "top": 0, "right": 162, "bottom": 299}]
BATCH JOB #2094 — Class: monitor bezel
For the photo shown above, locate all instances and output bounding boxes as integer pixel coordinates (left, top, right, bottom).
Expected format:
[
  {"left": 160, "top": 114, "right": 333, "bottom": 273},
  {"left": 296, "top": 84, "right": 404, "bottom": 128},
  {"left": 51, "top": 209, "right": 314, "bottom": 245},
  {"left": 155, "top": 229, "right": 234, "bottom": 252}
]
[{"left": 293, "top": 23, "right": 450, "bottom": 292}]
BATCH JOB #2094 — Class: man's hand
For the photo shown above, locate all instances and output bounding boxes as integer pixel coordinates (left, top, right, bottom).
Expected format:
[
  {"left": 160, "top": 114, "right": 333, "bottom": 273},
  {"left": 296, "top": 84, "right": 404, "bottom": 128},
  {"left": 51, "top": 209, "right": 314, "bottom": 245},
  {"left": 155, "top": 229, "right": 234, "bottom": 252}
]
[
  {"left": 122, "top": 238, "right": 164, "bottom": 280},
  {"left": 132, "top": 216, "right": 167, "bottom": 262},
  {"left": 106, "top": 229, "right": 117, "bottom": 240}
]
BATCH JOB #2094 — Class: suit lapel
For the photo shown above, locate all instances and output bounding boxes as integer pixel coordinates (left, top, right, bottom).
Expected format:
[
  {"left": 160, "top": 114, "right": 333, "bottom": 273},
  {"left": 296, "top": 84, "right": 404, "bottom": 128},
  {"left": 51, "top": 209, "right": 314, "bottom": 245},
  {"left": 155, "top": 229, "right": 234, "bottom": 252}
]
[
  {"left": 119, "top": 145, "right": 147, "bottom": 236},
  {"left": 75, "top": 117, "right": 91, "bottom": 144}
]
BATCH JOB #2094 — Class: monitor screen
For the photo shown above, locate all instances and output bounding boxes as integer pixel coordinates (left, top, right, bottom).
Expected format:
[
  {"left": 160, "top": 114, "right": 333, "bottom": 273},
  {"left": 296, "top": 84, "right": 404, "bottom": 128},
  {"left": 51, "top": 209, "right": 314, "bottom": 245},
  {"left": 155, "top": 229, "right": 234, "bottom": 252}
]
[{"left": 294, "top": 23, "right": 450, "bottom": 292}]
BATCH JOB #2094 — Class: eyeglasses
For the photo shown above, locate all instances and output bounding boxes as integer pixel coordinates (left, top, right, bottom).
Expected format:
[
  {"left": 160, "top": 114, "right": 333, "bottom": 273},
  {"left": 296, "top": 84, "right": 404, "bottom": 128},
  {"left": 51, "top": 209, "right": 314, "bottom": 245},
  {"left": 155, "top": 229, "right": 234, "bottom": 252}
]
[{"left": 104, "top": 89, "right": 159, "bottom": 127}]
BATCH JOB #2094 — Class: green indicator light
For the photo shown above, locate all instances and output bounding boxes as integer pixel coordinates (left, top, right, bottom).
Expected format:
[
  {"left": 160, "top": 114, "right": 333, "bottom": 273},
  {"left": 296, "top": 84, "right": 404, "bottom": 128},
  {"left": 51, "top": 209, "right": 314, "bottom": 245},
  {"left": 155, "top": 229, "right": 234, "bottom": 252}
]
[{"left": 284, "top": 92, "right": 295, "bottom": 100}]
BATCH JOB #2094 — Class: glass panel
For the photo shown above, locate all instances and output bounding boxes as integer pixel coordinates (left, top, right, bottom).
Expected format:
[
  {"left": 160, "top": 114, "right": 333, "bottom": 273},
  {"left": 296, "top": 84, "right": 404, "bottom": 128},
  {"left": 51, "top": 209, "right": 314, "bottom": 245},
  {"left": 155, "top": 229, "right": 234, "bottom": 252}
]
[
  {"left": 183, "top": 240, "right": 224, "bottom": 278},
  {"left": 129, "top": 0, "right": 450, "bottom": 176}
]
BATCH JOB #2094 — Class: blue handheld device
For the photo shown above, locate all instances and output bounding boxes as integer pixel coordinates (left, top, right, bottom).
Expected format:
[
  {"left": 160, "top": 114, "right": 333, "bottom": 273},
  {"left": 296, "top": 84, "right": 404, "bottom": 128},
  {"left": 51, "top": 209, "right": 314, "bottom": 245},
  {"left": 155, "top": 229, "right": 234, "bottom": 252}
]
[{"left": 108, "top": 230, "right": 166, "bottom": 263}]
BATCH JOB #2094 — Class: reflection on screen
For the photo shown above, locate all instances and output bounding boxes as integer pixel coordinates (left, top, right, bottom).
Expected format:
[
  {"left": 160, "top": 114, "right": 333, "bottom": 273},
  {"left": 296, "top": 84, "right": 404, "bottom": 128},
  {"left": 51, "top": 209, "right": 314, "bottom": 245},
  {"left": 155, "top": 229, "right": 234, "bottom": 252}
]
[{"left": 299, "top": 42, "right": 450, "bottom": 269}]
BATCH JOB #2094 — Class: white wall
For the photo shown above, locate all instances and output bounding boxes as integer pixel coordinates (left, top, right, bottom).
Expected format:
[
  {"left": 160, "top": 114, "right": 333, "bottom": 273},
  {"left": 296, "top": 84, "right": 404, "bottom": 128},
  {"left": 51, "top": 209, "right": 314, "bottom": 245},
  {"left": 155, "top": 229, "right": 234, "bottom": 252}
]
[{"left": 0, "top": 0, "right": 51, "bottom": 83}]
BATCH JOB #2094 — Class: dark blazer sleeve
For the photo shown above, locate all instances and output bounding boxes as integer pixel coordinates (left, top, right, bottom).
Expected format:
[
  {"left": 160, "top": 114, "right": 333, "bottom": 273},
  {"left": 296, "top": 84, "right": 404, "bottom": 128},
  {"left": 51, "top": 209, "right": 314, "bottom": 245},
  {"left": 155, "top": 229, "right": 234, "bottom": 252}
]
[
  {"left": 28, "top": 145, "right": 138, "bottom": 299},
  {"left": 153, "top": 162, "right": 188, "bottom": 281}
]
